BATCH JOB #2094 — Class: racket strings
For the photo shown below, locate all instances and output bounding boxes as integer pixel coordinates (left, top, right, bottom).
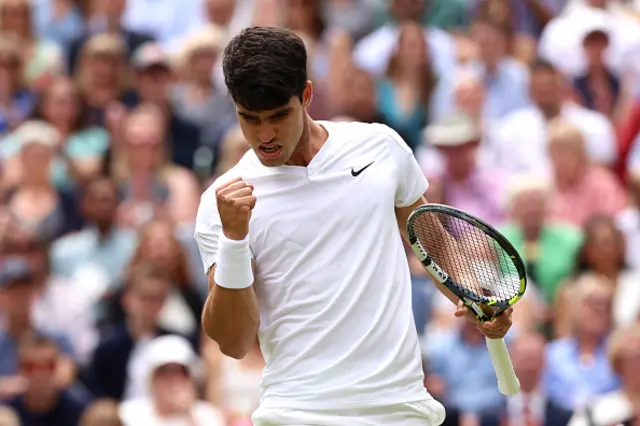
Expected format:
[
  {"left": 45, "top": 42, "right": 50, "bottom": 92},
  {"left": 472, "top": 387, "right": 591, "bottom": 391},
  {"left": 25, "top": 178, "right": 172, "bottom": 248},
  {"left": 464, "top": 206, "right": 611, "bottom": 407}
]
[{"left": 411, "top": 212, "right": 521, "bottom": 302}]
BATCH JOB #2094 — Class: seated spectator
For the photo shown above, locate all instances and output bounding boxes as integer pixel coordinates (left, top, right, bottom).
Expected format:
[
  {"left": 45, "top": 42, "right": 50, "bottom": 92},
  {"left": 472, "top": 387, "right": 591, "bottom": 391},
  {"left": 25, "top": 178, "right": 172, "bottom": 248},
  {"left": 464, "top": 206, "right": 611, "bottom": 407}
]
[
  {"left": 424, "top": 113, "right": 507, "bottom": 225},
  {"left": 424, "top": 320, "right": 506, "bottom": 421},
  {"left": 546, "top": 118, "right": 626, "bottom": 227},
  {"left": 555, "top": 216, "right": 640, "bottom": 335},
  {"left": 106, "top": 219, "right": 204, "bottom": 336},
  {"left": 111, "top": 104, "right": 200, "bottom": 229},
  {"left": 204, "top": 338, "right": 263, "bottom": 423},
  {"left": 2, "top": 78, "right": 110, "bottom": 190},
  {"left": 488, "top": 333, "right": 573, "bottom": 426},
  {"left": 376, "top": 22, "right": 435, "bottom": 151},
  {"left": 32, "top": 0, "right": 84, "bottom": 48},
  {"left": 171, "top": 25, "right": 237, "bottom": 162},
  {"left": 544, "top": 275, "right": 620, "bottom": 411},
  {"left": 88, "top": 264, "right": 195, "bottom": 401},
  {"left": 4, "top": 334, "right": 89, "bottom": 426},
  {"left": 0, "top": 0, "right": 64, "bottom": 91},
  {"left": 212, "top": 125, "right": 250, "bottom": 179},
  {"left": 79, "top": 399, "right": 124, "bottom": 426},
  {"left": 568, "top": 324, "right": 640, "bottom": 426},
  {"left": 75, "top": 33, "right": 132, "bottom": 126},
  {"left": 50, "top": 176, "right": 137, "bottom": 293},
  {"left": 0, "top": 36, "right": 36, "bottom": 134},
  {"left": 501, "top": 176, "right": 583, "bottom": 305},
  {"left": 123, "top": 42, "right": 202, "bottom": 171},
  {"left": 119, "top": 335, "right": 225, "bottom": 426},
  {"left": 0, "top": 257, "right": 77, "bottom": 400},
  {"left": 616, "top": 167, "right": 640, "bottom": 269},
  {"left": 67, "top": 0, "right": 154, "bottom": 73}
]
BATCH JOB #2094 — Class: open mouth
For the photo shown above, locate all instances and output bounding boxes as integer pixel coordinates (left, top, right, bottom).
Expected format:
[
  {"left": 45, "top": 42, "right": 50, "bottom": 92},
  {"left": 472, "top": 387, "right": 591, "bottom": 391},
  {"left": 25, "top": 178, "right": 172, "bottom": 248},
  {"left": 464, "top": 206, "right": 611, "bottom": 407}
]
[{"left": 259, "top": 145, "right": 282, "bottom": 159}]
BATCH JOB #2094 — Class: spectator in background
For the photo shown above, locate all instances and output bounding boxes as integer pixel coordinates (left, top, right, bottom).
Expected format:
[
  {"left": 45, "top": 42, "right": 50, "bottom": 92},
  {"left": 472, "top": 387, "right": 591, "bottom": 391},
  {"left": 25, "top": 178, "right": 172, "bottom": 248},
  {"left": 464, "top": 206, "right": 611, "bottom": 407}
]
[
  {"left": 127, "top": 42, "right": 202, "bottom": 171},
  {"left": 212, "top": 125, "right": 250, "bottom": 179},
  {"left": 119, "top": 335, "right": 225, "bottom": 426},
  {"left": 424, "top": 113, "right": 507, "bottom": 225},
  {"left": 68, "top": 0, "right": 155, "bottom": 73},
  {"left": 567, "top": 324, "right": 640, "bottom": 426},
  {"left": 0, "top": 36, "right": 36, "bottom": 134},
  {"left": 495, "top": 60, "right": 617, "bottom": 176},
  {"left": 80, "top": 399, "right": 124, "bottom": 426},
  {"left": 89, "top": 264, "right": 194, "bottom": 401},
  {"left": 4, "top": 334, "right": 89, "bottom": 426},
  {"left": 376, "top": 21, "right": 435, "bottom": 151},
  {"left": 33, "top": 0, "right": 84, "bottom": 48},
  {"left": 556, "top": 216, "right": 640, "bottom": 334},
  {"left": 111, "top": 104, "right": 200, "bottom": 229},
  {"left": 0, "top": 257, "right": 77, "bottom": 399},
  {"left": 544, "top": 274, "right": 620, "bottom": 411},
  {"left": 0, "top": 0, "right": 63, "bottom": 91},
  {"left": 546, "top": 118, "right": 626, "bottom": 226},
  {"left": 493, "top": 333, "right": 573, "bottom": 426},
  {"left": 466, "top": 17, "right": 530, "bottom": 120},
  {"left": 501, "top": 176, "right": 582, "bottom": 305},
  {"left": 75, "top": 33, "right": 131, "bottom": 126}
]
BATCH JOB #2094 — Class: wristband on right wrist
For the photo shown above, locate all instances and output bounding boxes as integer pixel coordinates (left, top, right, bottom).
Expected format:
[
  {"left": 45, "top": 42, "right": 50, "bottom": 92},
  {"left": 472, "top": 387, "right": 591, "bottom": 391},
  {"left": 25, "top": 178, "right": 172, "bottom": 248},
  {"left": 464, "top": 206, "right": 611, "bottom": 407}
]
[{"left": 214, "top": 232, "right": 254, "bottom": 290}]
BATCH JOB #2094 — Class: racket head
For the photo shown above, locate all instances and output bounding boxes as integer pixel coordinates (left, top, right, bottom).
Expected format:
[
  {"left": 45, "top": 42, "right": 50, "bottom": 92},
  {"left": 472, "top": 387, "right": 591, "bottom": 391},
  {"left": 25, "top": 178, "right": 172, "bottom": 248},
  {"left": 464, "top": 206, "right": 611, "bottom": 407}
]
[{"left": 407, "top": 204, "right": 527, "bottom": 310}]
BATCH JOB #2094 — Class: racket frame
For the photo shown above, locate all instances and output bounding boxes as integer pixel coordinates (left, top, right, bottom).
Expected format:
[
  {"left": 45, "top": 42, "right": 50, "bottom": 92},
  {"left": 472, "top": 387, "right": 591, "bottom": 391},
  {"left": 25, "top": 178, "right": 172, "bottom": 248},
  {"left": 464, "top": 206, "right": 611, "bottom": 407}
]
[{"left": 406, "top": 203, "right": 527, "bottom": 397}]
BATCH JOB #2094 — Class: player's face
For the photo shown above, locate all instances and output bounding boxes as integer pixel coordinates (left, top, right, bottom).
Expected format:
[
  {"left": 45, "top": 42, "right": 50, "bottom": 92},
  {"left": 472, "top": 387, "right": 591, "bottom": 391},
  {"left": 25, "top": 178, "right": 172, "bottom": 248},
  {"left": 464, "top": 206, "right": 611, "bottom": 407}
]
[{"left": 235, "top": 82, "right": 313, "bottom": 167}]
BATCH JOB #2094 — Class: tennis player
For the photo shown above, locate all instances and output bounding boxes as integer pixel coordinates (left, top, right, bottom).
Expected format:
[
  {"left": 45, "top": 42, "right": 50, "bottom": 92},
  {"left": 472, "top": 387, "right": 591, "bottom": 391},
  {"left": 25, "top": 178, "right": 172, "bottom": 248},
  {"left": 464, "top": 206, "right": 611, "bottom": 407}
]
[{"left": 195, "top": 27, "right": 513, "bottom": 425}]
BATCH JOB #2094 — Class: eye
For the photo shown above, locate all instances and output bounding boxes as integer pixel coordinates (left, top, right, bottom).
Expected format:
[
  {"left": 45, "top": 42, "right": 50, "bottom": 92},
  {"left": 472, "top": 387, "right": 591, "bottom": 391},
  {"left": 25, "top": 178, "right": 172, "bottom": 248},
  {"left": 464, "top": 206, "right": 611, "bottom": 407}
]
[{"left": 271, "top": 110, "right": 290, "bottom": 121}]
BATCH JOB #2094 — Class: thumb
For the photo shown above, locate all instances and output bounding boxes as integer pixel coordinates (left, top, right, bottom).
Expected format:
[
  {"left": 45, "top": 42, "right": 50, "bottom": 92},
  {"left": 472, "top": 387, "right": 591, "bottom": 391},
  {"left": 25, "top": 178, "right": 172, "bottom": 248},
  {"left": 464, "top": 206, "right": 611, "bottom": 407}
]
[{"left": 454, "top": 301, "right": 468, "bottom": 317}]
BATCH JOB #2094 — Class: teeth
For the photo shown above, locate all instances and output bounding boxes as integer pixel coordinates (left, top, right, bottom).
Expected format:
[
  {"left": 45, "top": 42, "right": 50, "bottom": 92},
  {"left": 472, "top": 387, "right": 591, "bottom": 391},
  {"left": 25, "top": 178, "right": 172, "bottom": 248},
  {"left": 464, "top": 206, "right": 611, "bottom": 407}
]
[{"left": 262, "top": 146, "right": 278, "bottom": 152}]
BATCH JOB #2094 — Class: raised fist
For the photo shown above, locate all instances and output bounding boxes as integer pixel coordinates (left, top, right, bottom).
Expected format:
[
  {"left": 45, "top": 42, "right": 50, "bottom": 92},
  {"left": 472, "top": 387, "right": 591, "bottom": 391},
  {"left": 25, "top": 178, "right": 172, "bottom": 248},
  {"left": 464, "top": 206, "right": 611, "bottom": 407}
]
[{"left": 216, "top": 177, "right": 256, "bottom": 241}]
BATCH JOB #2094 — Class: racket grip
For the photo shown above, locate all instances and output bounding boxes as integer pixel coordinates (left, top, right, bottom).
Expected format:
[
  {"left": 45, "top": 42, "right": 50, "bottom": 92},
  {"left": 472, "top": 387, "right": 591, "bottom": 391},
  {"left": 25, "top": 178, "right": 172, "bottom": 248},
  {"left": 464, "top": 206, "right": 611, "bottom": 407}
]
[{"left": 485, "top": 338, "right": 520, "bottom": 396}]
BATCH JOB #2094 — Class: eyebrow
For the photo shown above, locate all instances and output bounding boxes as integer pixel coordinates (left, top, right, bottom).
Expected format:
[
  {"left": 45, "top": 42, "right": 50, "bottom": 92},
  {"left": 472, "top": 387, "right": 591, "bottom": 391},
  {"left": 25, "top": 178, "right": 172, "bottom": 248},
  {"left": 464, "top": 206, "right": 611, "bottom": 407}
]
[{"left": 238, "top": 107, "right": 292, "bottom": 120}]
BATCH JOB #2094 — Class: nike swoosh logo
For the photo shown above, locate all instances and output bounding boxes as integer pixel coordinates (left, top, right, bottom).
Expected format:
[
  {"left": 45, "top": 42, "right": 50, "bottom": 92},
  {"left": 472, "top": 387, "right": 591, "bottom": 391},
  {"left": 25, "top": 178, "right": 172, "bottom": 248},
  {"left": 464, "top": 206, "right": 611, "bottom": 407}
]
[{"left": 351, "top": 162, "right": 374, "bottom": 177}]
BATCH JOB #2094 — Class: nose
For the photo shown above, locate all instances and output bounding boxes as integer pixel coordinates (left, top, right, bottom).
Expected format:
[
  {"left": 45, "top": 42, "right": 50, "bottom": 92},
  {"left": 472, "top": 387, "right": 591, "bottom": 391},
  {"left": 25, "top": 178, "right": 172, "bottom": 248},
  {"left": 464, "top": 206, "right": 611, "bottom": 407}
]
[{"left": 257, "top": 125, "right": 276, "bottom": 144}]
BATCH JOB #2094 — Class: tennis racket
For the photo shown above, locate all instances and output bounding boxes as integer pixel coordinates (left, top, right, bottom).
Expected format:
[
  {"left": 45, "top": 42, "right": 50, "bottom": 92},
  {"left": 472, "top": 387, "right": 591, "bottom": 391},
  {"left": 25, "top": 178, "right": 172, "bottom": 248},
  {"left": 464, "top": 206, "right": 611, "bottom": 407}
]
[{"left": 407, "top": 204, "right": 527, "bottom": 396}]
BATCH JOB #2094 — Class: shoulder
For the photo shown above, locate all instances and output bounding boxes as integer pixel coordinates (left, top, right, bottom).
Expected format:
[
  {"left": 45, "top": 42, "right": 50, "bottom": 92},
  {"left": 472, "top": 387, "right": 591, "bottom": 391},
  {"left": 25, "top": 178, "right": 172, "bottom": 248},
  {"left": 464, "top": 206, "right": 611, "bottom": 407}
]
[
  {"left": 546, "top": 337, "right": 574, "bottom": 357},
  {"left": 327, "top": 120, "right": 411, "bottom": 151},
  {"left": 119, "top": 398, "right": 152, "bottom": 422},
  {"left": 50, "top": 231, "right": 90, "bottom": 255},
  {"left": 498, "top": 107, "right": 539, "bottom": 129},
  {"left": 565, "top": 105, "right": 613, "bottom": 131}
]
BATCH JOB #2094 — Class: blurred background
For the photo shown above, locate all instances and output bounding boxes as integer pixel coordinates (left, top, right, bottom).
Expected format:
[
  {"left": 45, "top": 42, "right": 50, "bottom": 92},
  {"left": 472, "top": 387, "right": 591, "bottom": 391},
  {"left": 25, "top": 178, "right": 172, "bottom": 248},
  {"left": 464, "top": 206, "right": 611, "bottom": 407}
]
[{"left": 1, "top": 0, "right": 640, "bottom": 425}]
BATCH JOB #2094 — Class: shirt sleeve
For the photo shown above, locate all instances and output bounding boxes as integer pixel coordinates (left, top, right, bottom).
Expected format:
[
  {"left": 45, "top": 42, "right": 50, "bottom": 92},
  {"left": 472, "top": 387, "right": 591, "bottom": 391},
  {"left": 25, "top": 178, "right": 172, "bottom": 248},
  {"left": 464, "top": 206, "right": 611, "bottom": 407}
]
[
  {"left": 377, "top": 124, "right": 429, "bottom": 207},
  {"left": 194, "top": 187, "right": 223, "bottom": 274}
]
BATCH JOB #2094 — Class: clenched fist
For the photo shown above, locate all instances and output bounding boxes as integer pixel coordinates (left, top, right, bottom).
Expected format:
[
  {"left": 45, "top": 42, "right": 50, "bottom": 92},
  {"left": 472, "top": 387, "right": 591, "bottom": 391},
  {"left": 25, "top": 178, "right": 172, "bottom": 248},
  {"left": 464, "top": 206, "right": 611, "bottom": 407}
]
[{"left": 216, "top": 177, "right": 256, "bottom": 241}]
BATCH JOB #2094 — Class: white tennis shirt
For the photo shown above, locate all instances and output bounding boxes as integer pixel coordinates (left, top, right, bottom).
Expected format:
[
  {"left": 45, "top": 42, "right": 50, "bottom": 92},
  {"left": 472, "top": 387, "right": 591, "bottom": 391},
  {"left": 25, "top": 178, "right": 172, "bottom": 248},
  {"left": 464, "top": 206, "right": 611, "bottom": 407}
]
[{"left": 195, "top": 121, "right": 431, "bottom": 410}]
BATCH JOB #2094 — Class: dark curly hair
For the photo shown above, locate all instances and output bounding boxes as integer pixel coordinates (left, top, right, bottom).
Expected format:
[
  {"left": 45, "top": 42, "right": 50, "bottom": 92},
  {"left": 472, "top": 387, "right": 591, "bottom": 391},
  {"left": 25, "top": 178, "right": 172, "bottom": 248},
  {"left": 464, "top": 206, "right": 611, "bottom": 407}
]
[{"left": 223, "top": 26, "right": 308, "bottom": 111}]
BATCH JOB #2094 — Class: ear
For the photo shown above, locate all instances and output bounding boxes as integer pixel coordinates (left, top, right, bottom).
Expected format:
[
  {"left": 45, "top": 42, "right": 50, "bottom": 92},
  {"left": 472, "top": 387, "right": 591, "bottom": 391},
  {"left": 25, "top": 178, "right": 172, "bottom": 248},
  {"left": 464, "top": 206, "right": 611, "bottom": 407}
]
[{"left": 302, "top": 81, "right": 313, "bottom": 108}]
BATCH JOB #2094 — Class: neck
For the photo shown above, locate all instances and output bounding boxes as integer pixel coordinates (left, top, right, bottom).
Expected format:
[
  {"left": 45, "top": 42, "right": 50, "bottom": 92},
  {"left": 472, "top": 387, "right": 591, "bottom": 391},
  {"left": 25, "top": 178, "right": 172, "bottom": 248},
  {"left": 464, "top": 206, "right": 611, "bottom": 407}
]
[
  {"left": 24, "top": 391, "right": 59, "bottom": 413},
  {"left": 577, "top": 332, "right": 602, "bottom": 355},
  {"left": 286, "top": 116, "right": 327, "bottom": 167},
  {"left": 522, "top": 223, "right": 542, "bottom": 241},
  {"left": 127, "top": 318, "right": 156, "bottom": 341},
  {"left": 555, "top": 166, "right": 586, "bottom": 189},
  {"left": 594, "top": 265, "right": 620, "bottom": 281},
  {"left": 539, "top": 105, "right": 561, "bottom": 120},
  {"left": 96, "top": 223, "right": 113, "bottom": 239},
  {"left": 520, "top": 380, "right": 540, "bottom": 395}
]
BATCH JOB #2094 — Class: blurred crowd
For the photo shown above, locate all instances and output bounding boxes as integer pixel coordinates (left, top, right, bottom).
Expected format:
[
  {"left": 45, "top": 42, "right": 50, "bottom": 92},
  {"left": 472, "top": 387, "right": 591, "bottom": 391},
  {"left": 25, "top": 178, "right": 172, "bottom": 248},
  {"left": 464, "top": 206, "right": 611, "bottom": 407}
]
[{"left": 0, "top": 0, "right": 640, "bottom": 425}]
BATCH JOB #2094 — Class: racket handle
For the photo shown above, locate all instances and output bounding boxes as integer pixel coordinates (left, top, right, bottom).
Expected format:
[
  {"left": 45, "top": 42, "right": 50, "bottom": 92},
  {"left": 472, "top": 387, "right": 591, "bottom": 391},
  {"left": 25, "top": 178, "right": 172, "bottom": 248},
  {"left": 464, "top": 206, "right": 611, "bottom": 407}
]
[{"left": 485, "top": 337, "right": 520, "bottom": 396}]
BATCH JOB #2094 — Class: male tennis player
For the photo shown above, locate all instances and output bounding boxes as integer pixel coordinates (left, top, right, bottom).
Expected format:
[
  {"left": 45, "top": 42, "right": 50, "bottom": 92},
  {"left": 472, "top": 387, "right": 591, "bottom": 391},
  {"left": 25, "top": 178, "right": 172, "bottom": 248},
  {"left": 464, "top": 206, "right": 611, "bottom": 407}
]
[{"left": 195, "top": 27, "right": 513, "bottom": 425}]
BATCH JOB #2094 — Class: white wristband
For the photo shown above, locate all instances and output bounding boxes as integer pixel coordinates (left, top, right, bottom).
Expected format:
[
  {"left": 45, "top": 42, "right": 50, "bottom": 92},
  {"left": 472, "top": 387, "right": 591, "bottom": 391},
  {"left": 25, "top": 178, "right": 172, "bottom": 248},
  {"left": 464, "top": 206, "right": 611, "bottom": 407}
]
[{"left": 214, "top": 233, "right": 254, "bottom": 290}]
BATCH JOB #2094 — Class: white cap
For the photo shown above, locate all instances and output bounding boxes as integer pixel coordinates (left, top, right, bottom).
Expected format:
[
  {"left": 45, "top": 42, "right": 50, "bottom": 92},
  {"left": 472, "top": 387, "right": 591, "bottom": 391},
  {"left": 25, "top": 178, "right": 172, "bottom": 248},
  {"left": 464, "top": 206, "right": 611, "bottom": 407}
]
[
  {"left": 578, "top": 8, "right": 610, "bottom": 43},
  {"left": 11, "top": 120, "right": 61, "bottom": 150},
  {"left": 144, "top": 335, "right": 196, "bottom": 376},
  {"left": 425, "top": 114, "right": 479, "bottom": 147}
]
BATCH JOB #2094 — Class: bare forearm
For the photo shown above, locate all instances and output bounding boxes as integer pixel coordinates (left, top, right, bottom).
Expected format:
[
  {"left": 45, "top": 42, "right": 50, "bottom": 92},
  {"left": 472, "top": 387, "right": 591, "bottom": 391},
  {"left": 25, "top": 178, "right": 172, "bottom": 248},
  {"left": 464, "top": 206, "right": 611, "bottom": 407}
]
[{"left": 202, "top": 271, "right": 260, "bottom": 359}]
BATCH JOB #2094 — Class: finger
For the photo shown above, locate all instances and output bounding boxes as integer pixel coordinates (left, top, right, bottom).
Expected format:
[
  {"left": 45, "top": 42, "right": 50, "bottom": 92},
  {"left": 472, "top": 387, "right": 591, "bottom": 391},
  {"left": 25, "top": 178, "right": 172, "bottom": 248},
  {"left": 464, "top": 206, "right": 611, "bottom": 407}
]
[
  {"left": 217, "top": 181, "right": 252, "bottom": 198},
  {"left": 454, "top": 306, "right": 468, "bottom": 317},
  {"left": 226, "top": 187, "right": 254, "bottom": 199},
  {"left": 234, "top": 195, "right": 257, "bottom": 210},
  {"left": 216, "top": 177, "right": 243, "bottom": 191}
]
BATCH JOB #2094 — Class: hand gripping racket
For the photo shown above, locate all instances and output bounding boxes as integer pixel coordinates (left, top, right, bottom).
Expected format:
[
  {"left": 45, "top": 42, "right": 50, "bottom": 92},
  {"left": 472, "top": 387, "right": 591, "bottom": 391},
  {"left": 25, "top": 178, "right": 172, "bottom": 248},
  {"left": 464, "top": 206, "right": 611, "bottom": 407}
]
[{"left": 407, "top": 204, "right": 527, "bottom": 396}]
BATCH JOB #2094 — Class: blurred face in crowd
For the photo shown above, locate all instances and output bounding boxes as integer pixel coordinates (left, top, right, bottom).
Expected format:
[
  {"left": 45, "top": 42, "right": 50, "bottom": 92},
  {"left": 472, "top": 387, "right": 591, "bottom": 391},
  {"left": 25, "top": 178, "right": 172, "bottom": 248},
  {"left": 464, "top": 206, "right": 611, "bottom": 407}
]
[
  {"left": 0, "top": 0, "right": 31, "bottom": 39},
  {"left": 583, "top": 31, "right": 609, "bottom": 68},
  {"left": 0, "top": 50, "right": 22, "bottom": 91},
  {"left": 395, "top": 23, "right": 427, "bottom": 72},
  {"left": 511, "top": 334, "right": 545, "bottom": 392},
  {"left": 87, "top": 52, "right": 122, "bottom": 88},
  {"left": 98, "top": 0, "right": 126, "bottom": 17},
  {"left": 20, "top": 343, "right": 58, "bottom": 399},
  {"left": 511, "top": 188, "right": 548, "bottom": 230},
  {"left": 124, "top": 276, "right": 169, "bottom": 328},
  {"left": 583, "top": 219, "right": 625, "bottom": 272},
  {"left": 286, "top": 0, "right": 318, "bottom": 33},
  {"left": 82, "top": 179, "right": 119, "bottom": 228},
  {"left": 343, "top": 69, "right": 375, "bottom": 120},
  {"left": 454, "top": 77, "right": 484, "bottom": 116},
  {"left": 206, "top": 0, "right": 236, "bottom": 27},
  {"left": 439, "top": 142, "right": 479, "bottom": 181},
  {"left": 136, "top": 65, "right": 172, "bottom": 106},
  {"left": 20, "top": 142, "right": 54, "bottom": 185},
  {"left": 139, "top": 221, "right": 180, "bottom": 266},
  {"left": 41, "top": 79, "right": 81, "bottom": 130},
  {"left": 390, "top": 0, "right": 425, "bottom": 21},
  {"left": 151, "top": 363, "right": 193, "bottom": 406},
  {"left": 124, "top": 111, "right": 164, "bottom": 173},
  {"left": 530, "top": 68, "right": 562, "bottom": 114},
  {"left": 472, "top": 21, "right": 507, "bottom": 67},
  {"left": 575, "top": 280, "right": 613, "bottom": 337},
  {"left": 548, "top": 136, "right": 586, "bottom": 185},
  {"left": 0, "top": 279, "right": 36, "bottom": 324},
  {"left": 189, "top": 48, "right": 217, "bottom": 84}
]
